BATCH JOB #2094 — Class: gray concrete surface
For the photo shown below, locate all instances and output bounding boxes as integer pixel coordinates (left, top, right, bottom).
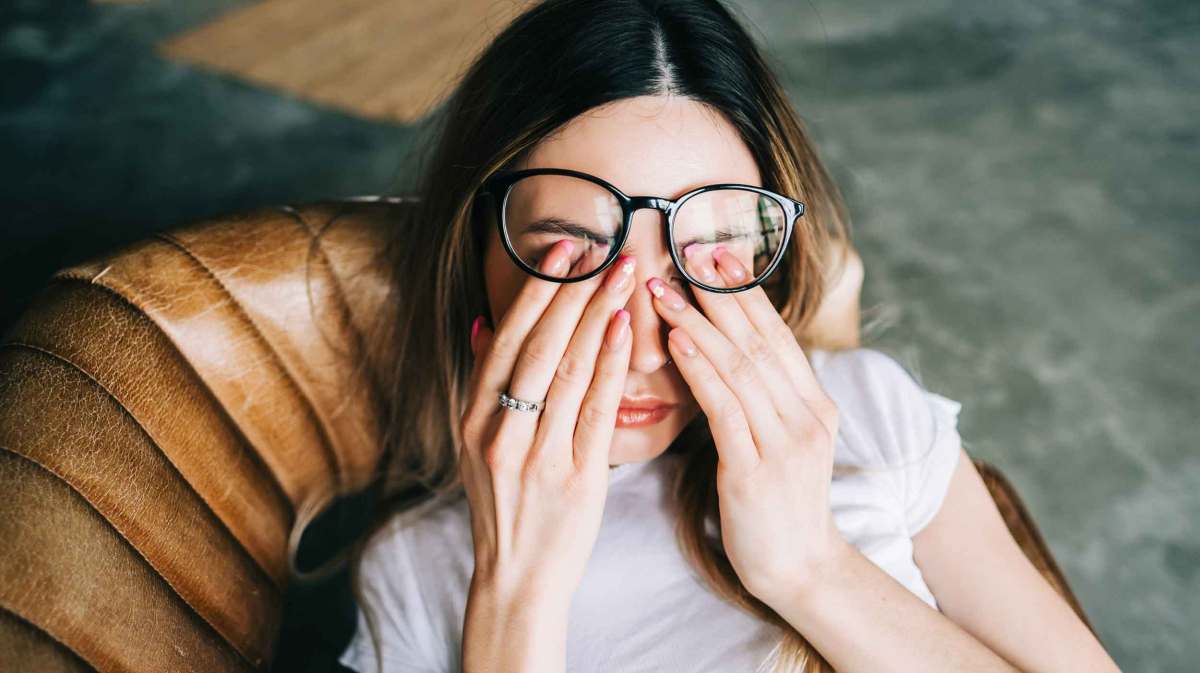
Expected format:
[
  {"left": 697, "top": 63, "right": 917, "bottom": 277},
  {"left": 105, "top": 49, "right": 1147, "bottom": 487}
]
[{"left": 735, "top": 2, "right": 1198, "bottom": 669}]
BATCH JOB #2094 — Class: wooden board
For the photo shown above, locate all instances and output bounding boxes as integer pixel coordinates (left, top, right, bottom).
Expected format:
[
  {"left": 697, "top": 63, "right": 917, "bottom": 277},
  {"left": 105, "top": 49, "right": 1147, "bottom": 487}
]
[{"left": 158, "top": 0, "right": 535, "bottom": 123}]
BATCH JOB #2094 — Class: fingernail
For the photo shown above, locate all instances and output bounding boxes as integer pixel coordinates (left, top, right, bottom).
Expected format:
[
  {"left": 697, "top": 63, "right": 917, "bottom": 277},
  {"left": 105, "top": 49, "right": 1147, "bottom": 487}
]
[
  {"left": 713, "top": 246, "right": 746, "bottom": 281},
  {"left": 647, "top": 277, "right": 686, "bottom": 311},
  {"left": 545, "top": 240, "right": 575, "bottom": 276},
  {"left": 606, "top": 309, "right": 631, "bottom": 350},
  {"left": 471, "top": 315, "right": 483, "bottom": 343},
  {"left": 669, "top": 328, "right": 697, "bottom": 357},
  {"left": 607, "top": 255, "right": 636, "bottom": 292},
  {"left": 680, "top": 246, "right": 715, "bottom": 283}
]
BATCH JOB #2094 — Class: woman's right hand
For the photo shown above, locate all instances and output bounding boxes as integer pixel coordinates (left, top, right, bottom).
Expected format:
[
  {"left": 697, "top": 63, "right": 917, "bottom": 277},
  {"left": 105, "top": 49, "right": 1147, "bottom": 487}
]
[{"left": 459, "top": 239, "right": 637, "bottom": 609}]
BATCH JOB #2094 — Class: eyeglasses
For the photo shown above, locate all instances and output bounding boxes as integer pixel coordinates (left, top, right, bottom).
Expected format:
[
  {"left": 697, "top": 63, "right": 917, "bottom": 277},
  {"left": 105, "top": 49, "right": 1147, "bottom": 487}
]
[{"left": 474, "top": 167, "right": 804, "bottom": 293}]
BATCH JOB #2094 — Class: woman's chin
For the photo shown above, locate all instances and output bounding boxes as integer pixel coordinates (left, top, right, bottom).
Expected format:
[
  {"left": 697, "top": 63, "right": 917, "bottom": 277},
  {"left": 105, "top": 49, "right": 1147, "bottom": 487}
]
[{"left": 607, "top": 441, "right": 666, "bottom": 468}]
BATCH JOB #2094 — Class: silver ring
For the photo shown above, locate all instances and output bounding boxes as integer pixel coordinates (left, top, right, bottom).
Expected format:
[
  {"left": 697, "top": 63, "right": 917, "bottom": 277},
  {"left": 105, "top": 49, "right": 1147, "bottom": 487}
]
[{"left": 499, "top": 391, "right": 545, "bottom": 413}]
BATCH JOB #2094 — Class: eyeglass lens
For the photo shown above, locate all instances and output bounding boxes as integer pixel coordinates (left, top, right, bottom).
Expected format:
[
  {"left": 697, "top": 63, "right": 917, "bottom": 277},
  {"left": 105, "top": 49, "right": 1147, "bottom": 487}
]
[{"left": 502, "top": 174, "right": 787, "bottom": 288}]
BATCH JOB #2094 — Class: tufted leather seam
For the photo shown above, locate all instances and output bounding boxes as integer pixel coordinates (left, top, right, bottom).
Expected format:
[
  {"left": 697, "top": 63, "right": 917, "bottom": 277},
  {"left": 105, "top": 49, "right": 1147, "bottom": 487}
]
[
  {"left": 279, "top": 202, "right": 388, "bottom": 421},
  {"left": 0, "top": 444, "right": 261, "bottom": 671},
  {"left": 42, "top": 272, "right": 295, "bottom": 522},
  {"left": 2, "top": 338, "right": 284, "bottom": 600},
  {"left": 0, "top": 603, "right": 97, "bottom": 673},
  {"left": 276, "top": 203, "right": 365, "bottom": 482},
  {"left": 152, "top": 231, "right": 343, "bottom": 497}
]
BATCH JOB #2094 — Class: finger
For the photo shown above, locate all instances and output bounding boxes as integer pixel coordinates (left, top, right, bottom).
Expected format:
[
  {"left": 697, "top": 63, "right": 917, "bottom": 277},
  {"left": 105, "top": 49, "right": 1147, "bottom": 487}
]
[
  {"left": 681, "top": 244, "right": 804, "bottom": 421},
  {"left": 574, "top": 307, "right": 633, "bottom": 472},
  {"left": 646, "top": 275, "right": 788, "bottom": 454},
  {"left": 712, "top": 245, "right": 826, "bottom": 404},
  {"left": 537, "top": 255, "right": 637, "bottom": 446},
  {"left": 467, "top": 314, "right": 493, "bottom": 397},
  {"left": 665, "top": 327, "right": 758, "bottom": 474},
  {"left": 464, "top": 313, "right": 505, "bottom": 469},
  {"left": 462, "top": 319, "right": 498, "bottom": 537},
  {"left": 472, "top": 238, "right": 578, "bottom": 409},
  {"left": 486, "top": 243, "right": 614, "bottom": 465},
  {"left": 505, "top": 243, "right": 611, "bottom": 405}
]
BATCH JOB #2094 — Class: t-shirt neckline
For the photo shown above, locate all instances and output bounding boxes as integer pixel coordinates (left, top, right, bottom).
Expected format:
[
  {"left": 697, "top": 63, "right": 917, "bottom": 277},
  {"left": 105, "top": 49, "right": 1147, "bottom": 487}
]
[{"left": 607, "top": 452, "right": 678, "bottom": 488}]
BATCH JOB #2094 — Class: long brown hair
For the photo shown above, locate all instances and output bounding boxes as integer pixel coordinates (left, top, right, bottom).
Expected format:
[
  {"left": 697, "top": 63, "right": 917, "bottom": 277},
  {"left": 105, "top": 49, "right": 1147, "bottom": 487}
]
[{"left": 350, "top": 1, "right": 856, "bottom": 670}]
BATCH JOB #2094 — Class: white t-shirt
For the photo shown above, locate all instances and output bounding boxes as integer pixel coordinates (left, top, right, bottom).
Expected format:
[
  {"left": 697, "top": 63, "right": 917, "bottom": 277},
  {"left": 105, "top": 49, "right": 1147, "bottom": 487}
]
[{"left": 338, "top": 346, "right": 964, "bottom": 673}]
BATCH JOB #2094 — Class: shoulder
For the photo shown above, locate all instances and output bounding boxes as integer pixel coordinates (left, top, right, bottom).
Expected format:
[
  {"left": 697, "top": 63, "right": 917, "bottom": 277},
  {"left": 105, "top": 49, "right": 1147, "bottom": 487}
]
[
  {"left": 809, "top": 347, "right": 954, "bottom": 464},
  {"left": 810, "top": 347, "right": 965, "bottom": 535}
]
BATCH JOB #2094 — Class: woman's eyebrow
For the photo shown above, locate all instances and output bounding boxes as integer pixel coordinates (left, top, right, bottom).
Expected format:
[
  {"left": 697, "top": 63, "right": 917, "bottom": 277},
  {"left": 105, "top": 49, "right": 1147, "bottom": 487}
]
[{"left": 525, "top": 217, "right": 614, "bottom": 239}]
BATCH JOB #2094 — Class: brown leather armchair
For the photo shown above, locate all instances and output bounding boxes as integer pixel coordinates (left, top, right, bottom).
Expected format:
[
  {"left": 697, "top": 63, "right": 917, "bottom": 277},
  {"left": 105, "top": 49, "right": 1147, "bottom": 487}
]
[{"left": 0, "top": 198, "right": 1093, "bottom": 672}]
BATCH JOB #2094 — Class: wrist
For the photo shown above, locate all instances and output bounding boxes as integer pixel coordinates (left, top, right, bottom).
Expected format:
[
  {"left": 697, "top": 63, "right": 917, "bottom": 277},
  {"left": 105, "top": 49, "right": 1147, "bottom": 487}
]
[
  {"left": 470, "top": 565, "right": 573, "bottom": 614},
  {"left": 463, "top": 573, "right": 571, "bottom": 673},
  {"left": 761, "top": 537, "right": 857, "bottom": 611}
]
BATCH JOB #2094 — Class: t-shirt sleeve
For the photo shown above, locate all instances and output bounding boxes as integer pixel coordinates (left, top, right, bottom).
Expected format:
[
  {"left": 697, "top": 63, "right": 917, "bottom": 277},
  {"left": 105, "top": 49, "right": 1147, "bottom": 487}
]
[
  {"left": 815, "top": 347, "right": 964, "bottom": 536},
  {"left": 338, "top": 519, "right": 448, "bottom": 672},
  {"left": 903, "top": 389, "right": 964, "bottom": 535}
]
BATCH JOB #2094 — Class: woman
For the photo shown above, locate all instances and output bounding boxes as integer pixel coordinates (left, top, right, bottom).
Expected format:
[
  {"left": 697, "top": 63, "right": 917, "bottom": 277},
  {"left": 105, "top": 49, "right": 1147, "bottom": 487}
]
[{"left": 338, "top": 0, "right": 1119, "bottom": 671}]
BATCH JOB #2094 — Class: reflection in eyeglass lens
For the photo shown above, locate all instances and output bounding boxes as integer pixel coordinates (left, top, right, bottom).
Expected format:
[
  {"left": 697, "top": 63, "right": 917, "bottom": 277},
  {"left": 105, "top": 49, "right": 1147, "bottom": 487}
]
[
  {"left": 671, "top": 189, "right": 786, "bottom": 287},
  {"left": 503, "top": 174, "right": 621, "bottom": 277}
]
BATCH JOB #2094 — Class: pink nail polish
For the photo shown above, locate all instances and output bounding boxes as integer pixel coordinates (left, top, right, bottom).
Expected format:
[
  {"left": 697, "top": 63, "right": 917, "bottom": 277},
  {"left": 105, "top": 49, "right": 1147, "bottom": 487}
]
[
  {"left": 647, "top": 278, "right": 686, "bottom": 311},
  {"left": 545, "top": 240, "right": 575, "bottom": 275},
  {"left": 471, "top": 315, "right": 483, "bottom": 342},
  {"left": 714, "top": 246, "right": 746, "bottom": 281}
]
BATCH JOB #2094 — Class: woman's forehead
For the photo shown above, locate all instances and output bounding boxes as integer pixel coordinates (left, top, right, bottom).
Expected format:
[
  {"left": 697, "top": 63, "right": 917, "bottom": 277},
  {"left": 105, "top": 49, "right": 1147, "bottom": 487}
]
[{"left": 519, "top": 94, "right": 762, "bottom": 199}]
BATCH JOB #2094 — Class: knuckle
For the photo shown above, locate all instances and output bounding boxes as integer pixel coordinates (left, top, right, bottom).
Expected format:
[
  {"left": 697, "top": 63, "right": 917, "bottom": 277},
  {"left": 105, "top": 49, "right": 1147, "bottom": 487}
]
[
  {"left": 460, "top": 409, "right": 487, "bottom": 446},
  {"left": 768, "top": 322, "right": 798, "bottom": 350},
  {"left": 800, "top": 417, "right": 830, "bottom": 445},
  {"left": 554, "top": 352, "right": 592, "bottom": 386},
  {"left": 818, "top": 396, "right": 840, "bottom": 425},
  {"left": 459, "top": 414, "right": 476, "bottom": 446},
  {"left": 716, "top": 398, "right": 747, "bottom": 426},
  {"left": 523, "top": 448, "right": 569, "bottom": 483},
  {"left": 519, "top": 450, "right": 545, "bottom": 481},
  {"left": 728, "top": 352, "right": 759, "bottom": 387},
  {"left": 521, "top": 337, "right": 557, "bottom": 369},
  {"left": 591, "top": 349, "right": 617, "bottom": 377},
  {"left": 577, "top": 401, "right": 609, "bottom": 432},
  {"left": 463, "top": 394, "right": 487, "bottom": 423},
  {"left": 489, "top": 329, "right": 521, "bottom": 358},
  {"left": 696, "top": 359, "right": 722, "bottom": 386},
  {"left": 745, "top": 336, "right": 774, "bottom": 365},
  {"left": 482, "top": 441, "right": 516, "bottom": 474}
]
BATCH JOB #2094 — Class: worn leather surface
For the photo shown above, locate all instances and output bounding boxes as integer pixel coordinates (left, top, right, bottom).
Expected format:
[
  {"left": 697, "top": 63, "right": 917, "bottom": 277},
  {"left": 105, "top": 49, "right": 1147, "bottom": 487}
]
[{"left": 0, "top": 198, "right": 1092, "bottom": 671}]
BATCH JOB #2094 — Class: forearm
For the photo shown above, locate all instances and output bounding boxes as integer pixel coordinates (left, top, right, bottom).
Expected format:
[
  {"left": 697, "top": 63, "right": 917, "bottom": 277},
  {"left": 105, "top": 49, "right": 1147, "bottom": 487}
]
[
  {"left": 462, "top": 575, "right": 570, "bottom": 673},
  {"left": 768, "top": 542, "right": 1021, "bottom": 673}
]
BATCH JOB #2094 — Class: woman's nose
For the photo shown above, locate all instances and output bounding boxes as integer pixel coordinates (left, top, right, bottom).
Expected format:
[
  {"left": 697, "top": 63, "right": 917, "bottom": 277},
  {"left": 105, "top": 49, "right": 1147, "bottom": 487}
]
[
  {"left": 618, "top": 208, "right": 682, "bottom": 373},
  {"left": 624, "top": 279, "right": 672, "bottom": 373}
]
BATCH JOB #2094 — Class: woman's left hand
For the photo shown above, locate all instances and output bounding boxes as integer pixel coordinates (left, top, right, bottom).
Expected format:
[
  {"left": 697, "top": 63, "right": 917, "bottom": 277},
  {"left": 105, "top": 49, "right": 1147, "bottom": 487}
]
[{"left": 647, "top": 246, "right": 853, "bottom": 606}]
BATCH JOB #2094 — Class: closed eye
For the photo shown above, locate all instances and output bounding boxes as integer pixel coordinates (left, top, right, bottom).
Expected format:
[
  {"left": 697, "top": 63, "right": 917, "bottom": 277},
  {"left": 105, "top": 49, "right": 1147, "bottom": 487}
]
[{"left": 522, "top": 217, "right": 616, "bottom": 246}]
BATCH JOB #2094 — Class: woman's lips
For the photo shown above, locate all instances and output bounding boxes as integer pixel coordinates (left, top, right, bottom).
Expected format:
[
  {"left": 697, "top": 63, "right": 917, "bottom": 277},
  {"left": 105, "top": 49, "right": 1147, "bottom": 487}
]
[{"left": 615, "top": 400, "right": 676, "bottom": 428}]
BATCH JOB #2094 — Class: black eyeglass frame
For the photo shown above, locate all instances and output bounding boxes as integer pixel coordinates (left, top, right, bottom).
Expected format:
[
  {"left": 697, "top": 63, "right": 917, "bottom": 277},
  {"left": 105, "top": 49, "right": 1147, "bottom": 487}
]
[{"left": 474, "top": 167, "right": 805, "bottom": 294}]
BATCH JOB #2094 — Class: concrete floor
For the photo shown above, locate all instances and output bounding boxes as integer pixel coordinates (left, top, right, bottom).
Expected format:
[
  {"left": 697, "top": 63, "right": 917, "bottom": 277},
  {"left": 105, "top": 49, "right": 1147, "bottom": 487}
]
[{"left": 1, "top": 1, "right": 1196, "bottom": 671}]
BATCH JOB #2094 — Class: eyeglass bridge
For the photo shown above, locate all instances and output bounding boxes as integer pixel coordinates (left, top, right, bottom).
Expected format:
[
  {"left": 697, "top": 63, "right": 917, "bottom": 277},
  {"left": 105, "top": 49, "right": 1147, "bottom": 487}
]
[{"left": 625, "top": 196, "right": 675, "bottom": 213}]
